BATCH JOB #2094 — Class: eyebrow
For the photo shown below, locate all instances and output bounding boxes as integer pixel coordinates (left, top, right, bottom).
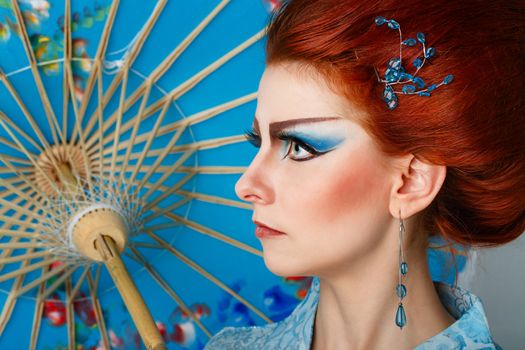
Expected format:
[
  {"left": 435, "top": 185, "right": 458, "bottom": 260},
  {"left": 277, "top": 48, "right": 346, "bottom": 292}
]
[{"left": 252, "top": 116, "right": 343, "bottom": 137}]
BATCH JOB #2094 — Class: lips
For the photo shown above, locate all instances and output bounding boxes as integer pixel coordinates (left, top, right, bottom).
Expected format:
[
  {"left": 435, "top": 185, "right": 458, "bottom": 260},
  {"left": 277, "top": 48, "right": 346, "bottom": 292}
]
[{"left": 253, "top": 220, "right": 286, "bottom": 238}]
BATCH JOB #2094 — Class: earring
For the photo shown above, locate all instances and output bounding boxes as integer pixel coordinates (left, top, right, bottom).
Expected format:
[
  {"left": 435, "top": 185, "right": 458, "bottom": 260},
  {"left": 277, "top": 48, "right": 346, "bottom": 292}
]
[{"left": 395, "top": 210, "right": 408, "bottom": 329}]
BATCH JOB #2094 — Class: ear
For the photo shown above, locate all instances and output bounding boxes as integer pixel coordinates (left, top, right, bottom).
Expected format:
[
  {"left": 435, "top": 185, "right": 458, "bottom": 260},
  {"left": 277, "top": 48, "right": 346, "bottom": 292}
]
[{"left": 389, "top": 155, "right": 446, "bottom": 219}]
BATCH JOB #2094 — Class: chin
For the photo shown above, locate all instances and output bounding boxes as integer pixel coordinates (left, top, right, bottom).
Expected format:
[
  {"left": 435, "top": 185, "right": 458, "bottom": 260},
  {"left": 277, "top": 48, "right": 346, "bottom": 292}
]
[{"left": 262, "top": 250, "right": 312, "bottom": 277}]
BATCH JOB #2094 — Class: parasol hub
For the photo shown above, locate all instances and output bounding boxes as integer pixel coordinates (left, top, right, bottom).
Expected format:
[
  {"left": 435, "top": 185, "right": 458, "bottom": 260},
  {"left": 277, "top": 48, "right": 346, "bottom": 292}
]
[
  {"left": 68, "top": 204, "right": 128, "bottom": 262},
  {"left": 35, "top": 144, "right": 88, "bottom": 196}
]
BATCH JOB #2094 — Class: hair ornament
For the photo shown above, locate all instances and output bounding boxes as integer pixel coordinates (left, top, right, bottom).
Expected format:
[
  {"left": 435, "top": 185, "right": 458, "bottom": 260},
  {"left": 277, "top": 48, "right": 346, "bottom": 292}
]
[{"left": 374, "top": 16, "right": 454, "bottom": 110}]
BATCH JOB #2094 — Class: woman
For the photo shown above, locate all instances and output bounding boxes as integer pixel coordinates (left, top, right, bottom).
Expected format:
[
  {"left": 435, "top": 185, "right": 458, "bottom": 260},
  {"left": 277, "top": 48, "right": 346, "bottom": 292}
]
[{"left": 206, "top": 0, "right": 524, "bottom": 349}]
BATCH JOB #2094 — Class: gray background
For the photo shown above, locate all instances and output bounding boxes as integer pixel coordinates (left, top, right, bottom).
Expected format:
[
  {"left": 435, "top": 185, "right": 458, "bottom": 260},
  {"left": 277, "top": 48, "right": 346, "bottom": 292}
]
[{"left": 459, "top": 232, "right": 525, "bottom": 349}]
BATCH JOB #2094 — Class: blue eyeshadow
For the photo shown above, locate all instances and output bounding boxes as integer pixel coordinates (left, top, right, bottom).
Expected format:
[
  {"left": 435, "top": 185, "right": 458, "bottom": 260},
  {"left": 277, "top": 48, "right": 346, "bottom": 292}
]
[{"left": 284, "top": 130, "right": 345, "bottom": 152}]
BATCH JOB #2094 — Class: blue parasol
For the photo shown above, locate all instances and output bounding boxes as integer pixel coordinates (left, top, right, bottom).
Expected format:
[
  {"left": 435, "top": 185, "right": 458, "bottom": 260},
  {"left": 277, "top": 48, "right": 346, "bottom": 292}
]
[
  {"left": 0, "top": 0, "right": 468, "bottom": 349},
  {"left": 0, "top": 0, "right": 313, "bottom": 349}
]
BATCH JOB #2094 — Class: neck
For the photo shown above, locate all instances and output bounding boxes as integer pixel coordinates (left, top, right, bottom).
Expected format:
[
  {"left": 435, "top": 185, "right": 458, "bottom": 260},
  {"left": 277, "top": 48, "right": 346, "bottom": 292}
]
[{"left": 311, "top": 232, "right": 456, "bottom": 350}]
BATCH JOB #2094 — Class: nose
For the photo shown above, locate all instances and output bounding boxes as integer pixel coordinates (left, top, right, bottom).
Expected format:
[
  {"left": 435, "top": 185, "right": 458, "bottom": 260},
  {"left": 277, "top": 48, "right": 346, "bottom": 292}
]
[{"left": 235, "top": 152, "right": 274, "bottom": 205}]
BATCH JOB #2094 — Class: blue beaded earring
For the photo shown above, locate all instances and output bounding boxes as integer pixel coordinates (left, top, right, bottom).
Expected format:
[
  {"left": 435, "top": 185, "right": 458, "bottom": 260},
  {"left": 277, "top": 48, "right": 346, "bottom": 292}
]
[{"left": 396, "top": 211, "right": 408, "bottom": 329}]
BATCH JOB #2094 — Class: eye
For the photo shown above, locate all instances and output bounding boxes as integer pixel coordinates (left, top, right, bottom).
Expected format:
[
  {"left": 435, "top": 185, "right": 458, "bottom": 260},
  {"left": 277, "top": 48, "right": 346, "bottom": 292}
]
[
  {"left": 280, "top": 136, "right": 322, "bottom": 162},
  {"left": 243, "top": 128, "right": 261, "bottom": 148}
]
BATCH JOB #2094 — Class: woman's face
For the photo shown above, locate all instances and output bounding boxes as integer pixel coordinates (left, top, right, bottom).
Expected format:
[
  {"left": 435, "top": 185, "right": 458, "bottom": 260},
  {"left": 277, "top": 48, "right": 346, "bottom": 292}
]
[{"left": 235, "top": 62, "right": 397, "bottom": 278}]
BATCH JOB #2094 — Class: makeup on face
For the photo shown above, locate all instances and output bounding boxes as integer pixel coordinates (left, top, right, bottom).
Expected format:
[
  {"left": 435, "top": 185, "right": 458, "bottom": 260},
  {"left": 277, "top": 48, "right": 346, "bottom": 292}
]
[{"left": 244, "top": 117, "right": 348, "bottom": 161}]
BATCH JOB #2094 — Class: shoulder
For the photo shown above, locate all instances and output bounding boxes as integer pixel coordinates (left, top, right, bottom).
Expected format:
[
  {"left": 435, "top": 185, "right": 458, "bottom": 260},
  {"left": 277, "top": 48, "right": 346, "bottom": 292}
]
[
  {"left": 205, "top": 277, "right": 320, "bottom": 350},
  {"left": 204, "top": 323, "right": 280, "bottom": 350}
]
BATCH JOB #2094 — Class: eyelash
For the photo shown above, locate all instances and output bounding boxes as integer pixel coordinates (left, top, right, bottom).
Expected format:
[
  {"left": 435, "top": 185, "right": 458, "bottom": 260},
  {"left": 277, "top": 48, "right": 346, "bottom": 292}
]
[{"left": 242, "top": 128, "right": 323, "bottom": 162}]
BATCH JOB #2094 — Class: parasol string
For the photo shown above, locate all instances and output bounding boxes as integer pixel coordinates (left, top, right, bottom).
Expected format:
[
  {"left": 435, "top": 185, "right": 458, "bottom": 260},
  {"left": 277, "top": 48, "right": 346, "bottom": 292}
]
[
  {"left": 9, "top": 0, "right": 62, "bottom": 147},
  {"left": 128, "top": 246, "right": 213, "bottom": 338},
  {"left": 71, "top": 0, "right": 167, "bottom": 146},
  {"left": 145, "top": 230, "right": 271, "bottom": 324},
  {"left": 83, "top": 26, "right": 264, "bottom": 152},
  {"left": 86, "top": 270, "right": 111, "bottom": 350},
  {"left": 81, "top": 0, "right": 231, "bottom": 149}
]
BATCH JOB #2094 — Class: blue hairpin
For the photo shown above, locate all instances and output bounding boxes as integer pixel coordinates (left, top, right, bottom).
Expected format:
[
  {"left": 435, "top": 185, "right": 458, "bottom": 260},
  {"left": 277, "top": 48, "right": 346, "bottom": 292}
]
[{"left": 374, "top": 16, "right": 454, "bottom": 110}]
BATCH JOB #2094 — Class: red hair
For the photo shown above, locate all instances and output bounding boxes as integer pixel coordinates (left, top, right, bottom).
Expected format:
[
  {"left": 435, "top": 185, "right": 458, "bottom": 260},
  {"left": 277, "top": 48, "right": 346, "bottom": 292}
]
[{"left": 265, "top": 0, "right": 525, "bottom": 260}]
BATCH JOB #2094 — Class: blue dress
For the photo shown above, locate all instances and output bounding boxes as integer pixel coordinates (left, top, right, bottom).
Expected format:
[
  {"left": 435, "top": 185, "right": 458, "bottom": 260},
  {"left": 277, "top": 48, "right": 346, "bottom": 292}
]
[{"left": 205, "top": 277, "right": 502, "bottom": 350}]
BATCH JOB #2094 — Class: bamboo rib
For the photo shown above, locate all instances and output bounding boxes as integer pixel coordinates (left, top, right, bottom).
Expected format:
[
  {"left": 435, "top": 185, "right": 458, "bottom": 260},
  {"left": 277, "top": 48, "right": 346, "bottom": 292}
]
[
  {"left": 0, "top": 111, "right": 43, "bottom": 154},
  {"left": 137, "top": 125, "right": 191, "bottom": 194},
  {"left": 142, "top": 222, "right": 183, "bottom": 232},
  {"left": 0, "top": 152, "right": 33, "bottom": 166},
  {"left": 0, "top": 229, "right": 38, "bottom": 239},
  {"left": 142, "top": 172, "right": 196, "bottom": 211},
  {"left": 0, "top": 242, "right": 53, "bottom": 250},
  {"left": 10, "top": 0, "right": 62, "bottom": 146},
  {"left": 90, "top": 135, "right": 246, "bottom": 163},
  {"left": 14, "top": 261, "right": 69, "bottom": 298},
  {"left": 0, "top": 155, "right": 51, "bottom": 203},
  {"left": 128, "top": 95, "right": 175, "bottom": 186},
  {"left": 128, "top": 245, "right": 212, "bottom": 337},
  {"left": 0, "top": 217, "right": 43, "bottom": 230},
  {"left": 0, "top": 181, "right": 47, "bottom": 215},
  {"left": 62, "top": 0, "right": 72, "bottom": 143},
  {"left": 0, "top": 69, "right": 52, "bottom": 151},
  {"left": 87, "top": 87, "right": 256, "bottom": 158},
  {"left": 87, "top": 271, "right": 111, "bottom": 350},
  {"left": 154, "top": 211, "right": 261, "bottom": 257},
  {"left": 96, "top": 67, "right": 105, "bottom": 190},
  {"left": 147, "top": 188, "right": 251, "bottom": 215},
  {"left": 0, "top": 196, "right": 43, "bottom": 272},
  {"left": 131, "top": 242, "right": 163, "bottom": 250},
  {"left": 77, "top": 0, "right": 167, "bottom": 145},
  {"left": 29, "top": 264, "right": 48, "bottom": 350},
  {"left": 82, "top": 0, "right": 231, "bottom": 147},
  {"left": 76, "top": 0, "right": 120, "bottom": 123},
  {"left": 64, "top": 51, "right": 95, "bottom": 196},
  {"left": 0, "top": 250, "right": 51, "bottom": 265},
  {"left": 117, "top": 80, "right": 153, "bottom": 188},
  {"left": 70, "top": 266, "right": 90, "bottom": 301},
  {"left": 0, "top": 248, "right": 35, "bottom": 335},
  {"left": 0, "top": 116, "right": 61, "bottom": 196},
  {"left": 109, "top": 66, "right": 129, "bottom": 180},
  {"left": 0, "top": 113, "right": 42, "bottom": 152},
  {"left": 0, "top": 257, "right": 54, "bottom": 284},
  {"left": 0, "top": 198, "right": 47, "bottom": 222},
  {"left": 65, "top": 278, "right": 76, "bottom": 350},
  {"left": 146, "top": 230, "right": 271, "bottom": 323},
  {"left": 85, "top": 25, "right": 263, "bottom": 155},
  {"left": 142, "top": 197, "right": 193, "bottom": 223},
  {"left": 0, "top": 166, "right": 33, "bottom": 174},
  {"left": 94, "top": 165, "right": 246, "bottom": 176},
  {"left": 42, "top": 263, "right": 79, "bottom": 299}
]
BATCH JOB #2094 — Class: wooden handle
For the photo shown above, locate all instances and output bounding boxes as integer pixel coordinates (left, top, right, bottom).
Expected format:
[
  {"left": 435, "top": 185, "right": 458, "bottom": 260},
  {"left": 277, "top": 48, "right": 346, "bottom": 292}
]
[{"left": 95, "top": 235, "right": 167, "bottom": 350}]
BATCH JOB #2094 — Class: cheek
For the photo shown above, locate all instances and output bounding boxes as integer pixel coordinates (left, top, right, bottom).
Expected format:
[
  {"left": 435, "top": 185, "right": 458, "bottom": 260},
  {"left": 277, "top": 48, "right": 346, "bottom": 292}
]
[{"left": 281, "top": 149, "right": 390, "bottom": 226}]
